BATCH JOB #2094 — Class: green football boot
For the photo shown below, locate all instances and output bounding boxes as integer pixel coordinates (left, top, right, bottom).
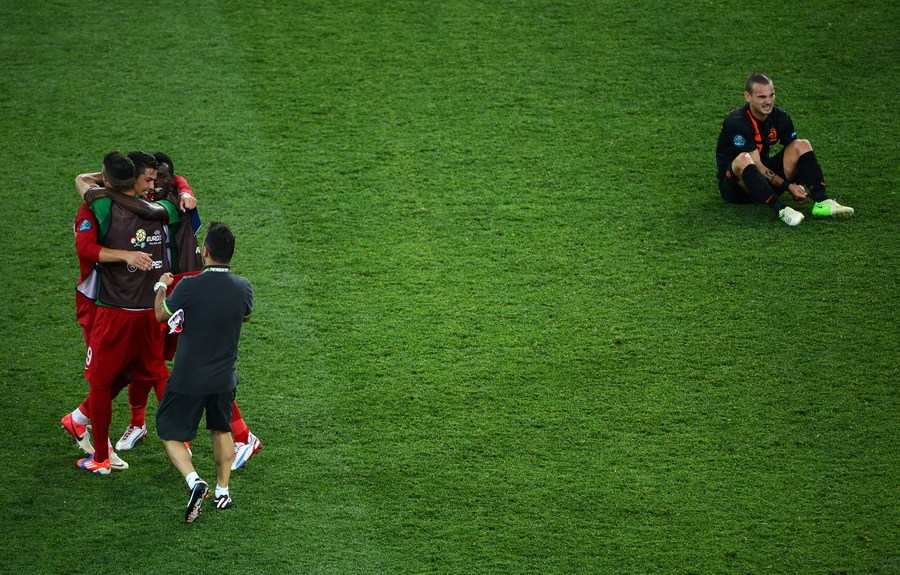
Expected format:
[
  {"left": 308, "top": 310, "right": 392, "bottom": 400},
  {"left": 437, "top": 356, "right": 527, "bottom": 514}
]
[{"left": 812, "top": 199, "right": 854, "bottom": 218}]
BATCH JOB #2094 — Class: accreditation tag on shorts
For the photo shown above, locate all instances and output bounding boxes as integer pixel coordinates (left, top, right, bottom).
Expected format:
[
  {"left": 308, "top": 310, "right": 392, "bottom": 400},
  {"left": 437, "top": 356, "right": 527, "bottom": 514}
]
[{"left": 167, "top": 309, "right": 185, "bottom": 334}]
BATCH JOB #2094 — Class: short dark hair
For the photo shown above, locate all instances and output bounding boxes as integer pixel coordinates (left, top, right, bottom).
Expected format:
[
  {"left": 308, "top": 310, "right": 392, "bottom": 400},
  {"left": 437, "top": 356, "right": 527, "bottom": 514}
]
[
  {"left": 204, "top": 221, "right": 235, "bottom": 263},
  {"left": 127, "top": 150, "right": 159, "bottom": 176},
  {"left": 153, "top": 151, "right": 174, "bottom": 174},
  {"left": 745, "top": 72, "right": 772, "bottom": 94},
  {"left": 102, "top": 151, "right": 135, "bottom": 191}
]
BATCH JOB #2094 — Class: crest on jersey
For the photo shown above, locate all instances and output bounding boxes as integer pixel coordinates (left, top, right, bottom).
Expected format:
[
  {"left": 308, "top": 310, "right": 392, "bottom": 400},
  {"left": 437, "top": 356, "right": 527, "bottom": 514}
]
[
  {"left": 733, "top": 135, "right": 745, "bottom": 147},
  {"left": 131, "top": 228, "right": 148, "bottom": 249},
  {"left": 78, "top": 219, "right": 92, "bottom": 232}
]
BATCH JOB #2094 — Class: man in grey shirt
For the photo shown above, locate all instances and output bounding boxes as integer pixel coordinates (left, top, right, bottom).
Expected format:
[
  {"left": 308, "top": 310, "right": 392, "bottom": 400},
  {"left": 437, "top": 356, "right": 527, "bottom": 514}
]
[{"left": 154, "top": 221, "right": 254, "bottom": 523}]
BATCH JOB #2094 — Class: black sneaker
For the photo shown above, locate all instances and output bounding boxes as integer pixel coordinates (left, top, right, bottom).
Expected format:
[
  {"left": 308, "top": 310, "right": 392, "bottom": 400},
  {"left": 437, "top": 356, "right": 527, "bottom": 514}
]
[
  {"left": 214, "top": 493, "right": 233, "bottom": 510},
  {"left": 185, "top": 481, "right": 210, "bottom": 523}
]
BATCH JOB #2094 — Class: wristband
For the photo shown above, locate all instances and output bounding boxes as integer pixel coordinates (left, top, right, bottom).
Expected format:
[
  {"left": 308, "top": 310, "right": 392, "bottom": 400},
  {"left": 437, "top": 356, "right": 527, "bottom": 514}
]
[
  {"left": 778, "top": 179, "right": 791, "bottom": 192},
  {"left": 153, "top": 281, "right": 168, "bottom": 293}
]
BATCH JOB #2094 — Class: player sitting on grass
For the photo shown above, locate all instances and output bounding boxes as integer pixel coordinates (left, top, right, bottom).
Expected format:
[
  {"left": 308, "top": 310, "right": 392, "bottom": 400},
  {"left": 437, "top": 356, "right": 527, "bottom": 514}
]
[{"left": 715, "top": 72, "right": 854, "bottom": 226}]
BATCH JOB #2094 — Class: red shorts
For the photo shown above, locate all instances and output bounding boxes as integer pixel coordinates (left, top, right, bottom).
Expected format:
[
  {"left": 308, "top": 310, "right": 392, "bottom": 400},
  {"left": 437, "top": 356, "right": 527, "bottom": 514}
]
[
  {"left": 75, "top": 292, "right": 96, "bottom": 348},
  {"left": 86, "top": 307, "right": 169, "bottom": 391}
]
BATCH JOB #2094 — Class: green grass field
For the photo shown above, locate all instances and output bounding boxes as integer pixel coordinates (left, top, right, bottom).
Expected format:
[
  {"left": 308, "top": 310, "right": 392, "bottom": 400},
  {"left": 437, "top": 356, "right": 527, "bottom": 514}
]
[{"left": 1, "top": 1, "right": 898, "bottom": 573}]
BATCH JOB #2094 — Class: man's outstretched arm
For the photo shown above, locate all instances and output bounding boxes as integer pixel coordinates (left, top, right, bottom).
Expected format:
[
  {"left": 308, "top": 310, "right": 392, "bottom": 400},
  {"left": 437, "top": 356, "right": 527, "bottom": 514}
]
[
  {"left": 75, "top": 172, "right": 103, "bottom": 199},
  {"left": 85, "top": 188, "right": 170, "bottom": 220},
  {"left": 154, "top": 273, "right": 175, "bottom": 323}
]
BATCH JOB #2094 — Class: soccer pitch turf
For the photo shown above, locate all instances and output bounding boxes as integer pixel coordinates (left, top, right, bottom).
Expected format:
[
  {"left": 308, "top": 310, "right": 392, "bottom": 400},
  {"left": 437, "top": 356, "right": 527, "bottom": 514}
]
[{"left": 0, "top": 1, "right": 897, "bottom": 573}]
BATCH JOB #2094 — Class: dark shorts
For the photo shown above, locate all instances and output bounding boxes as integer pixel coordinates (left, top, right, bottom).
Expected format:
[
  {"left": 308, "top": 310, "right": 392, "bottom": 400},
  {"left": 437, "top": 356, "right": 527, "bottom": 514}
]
[
  {"left": 765, "top": 148, "right": 787, "bottom": 179},
  {"left": 719, "top": 170, "right": 752, "bottom": 204},
  {"left": 719, "top": 149, "right": 788, "bottom": 204},
  {"left": 156, "top": 387, "right": 235, "bottom": 442}
]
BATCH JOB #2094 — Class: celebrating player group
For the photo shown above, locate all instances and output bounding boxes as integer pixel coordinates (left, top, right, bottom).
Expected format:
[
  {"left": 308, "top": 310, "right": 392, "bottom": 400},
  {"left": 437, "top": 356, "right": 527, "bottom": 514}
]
[{"left": 61, "top": 150, "right": 259, "bottom": 522}]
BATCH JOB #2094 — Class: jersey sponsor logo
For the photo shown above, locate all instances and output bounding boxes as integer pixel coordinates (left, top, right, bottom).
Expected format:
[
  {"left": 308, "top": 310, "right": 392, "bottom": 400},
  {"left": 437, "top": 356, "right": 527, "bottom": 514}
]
[
  {"left": 77, "top": 219, "right": 93, "bottom": 232},
  {"left": 131, "top": 228, "right": 165, "bottom": 249},
  {"left": 733, "top": 134, "right": 745, "bottom": 147},
  {"left": 127, "top": 259, "right": 164, "bottom": 273}
]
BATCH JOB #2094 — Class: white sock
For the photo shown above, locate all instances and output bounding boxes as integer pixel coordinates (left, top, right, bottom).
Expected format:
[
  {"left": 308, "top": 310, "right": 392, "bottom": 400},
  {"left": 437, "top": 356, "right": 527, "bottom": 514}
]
[
  {"left": 215, "top": 485, "right": 229, "bottom": 498},
  {"left": 186, "top": 472, "right": 201, "bottom": 489},
  {"left": 72, "top": 408, "right": 90, "bottom": 426}
]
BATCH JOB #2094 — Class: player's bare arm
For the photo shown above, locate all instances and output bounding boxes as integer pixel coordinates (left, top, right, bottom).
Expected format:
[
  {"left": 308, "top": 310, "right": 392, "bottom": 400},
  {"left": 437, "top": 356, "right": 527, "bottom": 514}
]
[
  {"left": 759, "top": 164, "right": 808, "bottom": 202},
  {"left": 743, "top": 149, "right": 808, "bottom": 203},
  {"left": 104, "top": 189, "right": 170, "bottom": 221},
  {"left": 83, "top": 187, "right": 109, "bottom": 204},
  {"left": 180, "top": 193, "right": 197, "bottom": 211},
  {"left": 154, "top": 272, "right": 175, "bottom": 323},
  {"left": 75, "top": 172, "right": 103, "bottom": 199},
  {"left": 78, "top": 167, "right": 169, "bottom": 219},
  {"left": 103, "top": 248, "right": 153, "bottom": 271},
  {"left": 84, "top": 187, "right": 170, "bottom": 219}
]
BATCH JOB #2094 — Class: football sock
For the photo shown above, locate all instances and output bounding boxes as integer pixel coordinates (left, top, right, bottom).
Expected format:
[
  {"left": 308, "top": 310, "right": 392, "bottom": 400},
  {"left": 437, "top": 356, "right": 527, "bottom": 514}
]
[
  {"left": 127, "top": 379, "right": 152, "bottom": 416},
  {"left": 77, "top": 399, "right": 91, "bottom": 420},
  {"left": 215, "top": 485, "right": 229, "bottom": 498},
  {"left": 795, "top": 151, "right": 828, "bottom": 202},
  {"left": 232, "top": 420, "right": 250, "bottom": 444},
  {"left": 72, "top": 408, "right": 90, "bottom": 426},
  {"left": 126, "top": 380, "right": 148, "bottom": 426},
  {"left": 741, "top": 164, "right": 784, "bottom": 212},
  {"left": 231, "top": 402, "right": 250, "bottom": 443},
  {"left": 153, "top": 379, "right": 167, "bottom": 403},
  {"left": 232, "top": 426, "right": 250, "bottom": 444},
  {"left": 88, "top": 386, "right": 112, "bottom": 463},
  {"left": 186, "top": 472, "right": 201, "bottom": 489},
  {"left": 129, "top": 405, "right": 147, "bottom": 427}
]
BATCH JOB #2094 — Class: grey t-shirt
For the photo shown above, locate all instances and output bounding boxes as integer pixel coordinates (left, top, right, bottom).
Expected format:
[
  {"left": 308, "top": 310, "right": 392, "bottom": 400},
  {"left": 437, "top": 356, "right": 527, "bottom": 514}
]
[{"left": 164, "top": 267, "right": 253, "bottom": 395}]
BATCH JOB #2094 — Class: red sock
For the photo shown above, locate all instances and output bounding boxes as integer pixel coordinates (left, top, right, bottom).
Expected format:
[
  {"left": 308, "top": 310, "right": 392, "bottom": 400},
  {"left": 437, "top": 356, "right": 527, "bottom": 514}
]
[
  {"left": 153, "top": 378, "right": 167, "bottom": 403},
  {"left": 231, "top": 401, "right": 250, "bottom": 443},
  {"left": 77, "top": 373, "right": 93, "bottom": 417},
  {"left": 127, "top": 380, "right": 152, "bottom": 427},
  {"left": 88, "top": 384, "right": 112, "bottom": 463},
  {"left": 130, "top": 406, "right": 147, "bottom": 428},
  {"left": 78, "top": 397, "right": 91, "bottom": 419}
]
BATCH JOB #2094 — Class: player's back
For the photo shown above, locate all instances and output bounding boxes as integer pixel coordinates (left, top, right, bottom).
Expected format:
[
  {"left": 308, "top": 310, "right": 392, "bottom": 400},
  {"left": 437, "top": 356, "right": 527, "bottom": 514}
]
[{"left": 166, "top": 270, "right": 253, "bottom": 395}]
